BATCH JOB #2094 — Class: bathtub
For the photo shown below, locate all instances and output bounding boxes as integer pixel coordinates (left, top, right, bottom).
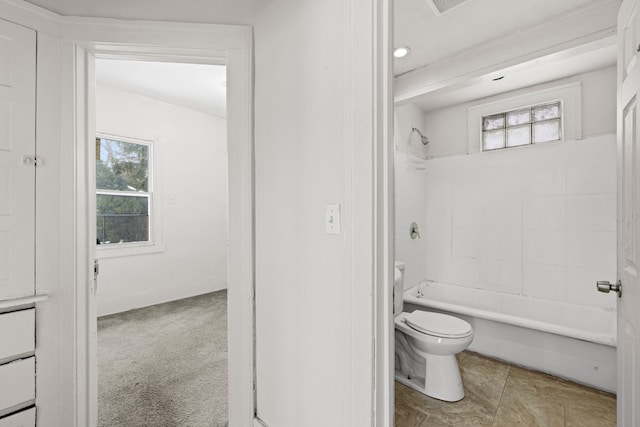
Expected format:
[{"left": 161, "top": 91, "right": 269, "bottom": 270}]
[{"left": 403, "top": 281, "right": 617, "bottom": 393}]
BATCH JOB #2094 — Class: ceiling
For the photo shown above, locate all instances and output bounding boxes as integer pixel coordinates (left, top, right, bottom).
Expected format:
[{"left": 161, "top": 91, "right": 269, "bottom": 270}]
[
  {"left": 95, "top": 60, "right": 227, "bottom": 117},
  {"left": 28, "top": 0, "right": 618, "bottom": 114},
  {"left": 394, "top": 0, "right": 619, "bottom": 110},
  {"left": 24, "top": 0, "right": 269, "bottom": 25},
  {"left": 411, "top": 43, "right": 616, "bottom": 112},
  {"left": 394, "top": 0, "right": 612, "bottom": 76}
]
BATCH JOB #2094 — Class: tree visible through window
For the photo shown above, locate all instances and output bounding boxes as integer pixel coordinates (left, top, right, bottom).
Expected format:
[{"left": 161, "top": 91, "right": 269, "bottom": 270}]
[
  {"left": 96, "top": 137, "right": 151, "bottom": 245},
  {"left": 482, "top": 101, "right": 562, "bottom": 151}
]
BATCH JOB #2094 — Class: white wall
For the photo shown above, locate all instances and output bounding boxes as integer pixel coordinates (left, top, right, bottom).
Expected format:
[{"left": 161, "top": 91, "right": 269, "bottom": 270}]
[
  {"left": 394, "top": 103, "right": 429, "bottom": 158},
  {"left": 253, "top": 0, "right": 387, "bottom": 425},
  {"left": 423, "top": 66, "right": 616, "bottom": 158},
  {"left": 95, "top": 84, "right": 227, "bottom": 316},
  {"left": 254, "top": 2, "right": 349, "bottom": 423}
]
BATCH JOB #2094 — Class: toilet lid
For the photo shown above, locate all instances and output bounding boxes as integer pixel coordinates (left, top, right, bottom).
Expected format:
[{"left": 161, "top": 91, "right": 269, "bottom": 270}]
[{"left": 405, "top": 311, "right": 472, "bottom": 338}]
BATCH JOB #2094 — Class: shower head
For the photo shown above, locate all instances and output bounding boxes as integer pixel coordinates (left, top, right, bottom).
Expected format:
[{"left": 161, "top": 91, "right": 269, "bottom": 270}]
[{"left": 412, "top": 127, "right": 430, "bottom": 145}]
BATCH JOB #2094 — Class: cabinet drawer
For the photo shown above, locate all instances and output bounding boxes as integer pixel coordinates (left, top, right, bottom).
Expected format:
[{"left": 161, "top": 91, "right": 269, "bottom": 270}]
[
  {"left": 0, "top": 358, "right": 34, "bottom": 416},
  {"left": 0, "top": 407, "right": 35, "bottom": 427},
  {"left": 0, "top": 310, "right": 34, "bottom": 362}
]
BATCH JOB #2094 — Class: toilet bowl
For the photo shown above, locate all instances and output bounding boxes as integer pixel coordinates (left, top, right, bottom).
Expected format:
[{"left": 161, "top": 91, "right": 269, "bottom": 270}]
[{"left": 394, "top": 262, "right": 473, "bottom": 402}]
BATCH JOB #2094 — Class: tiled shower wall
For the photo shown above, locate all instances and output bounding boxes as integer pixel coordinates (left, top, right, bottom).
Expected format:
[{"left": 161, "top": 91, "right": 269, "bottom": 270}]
[
  {"left": 395, "top": 150, "right": 428, "bottom": 290},
  {"left": 396, "top": 134, "right": 617, "bottom": 311}
]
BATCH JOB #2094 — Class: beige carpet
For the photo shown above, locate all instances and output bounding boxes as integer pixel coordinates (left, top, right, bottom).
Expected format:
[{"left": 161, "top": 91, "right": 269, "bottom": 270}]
[{"left": 98, "top": 290, "right": 228, "bottom": 427}]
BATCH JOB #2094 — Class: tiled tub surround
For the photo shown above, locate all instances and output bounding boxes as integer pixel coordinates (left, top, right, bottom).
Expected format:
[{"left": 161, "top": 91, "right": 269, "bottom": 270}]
[
  {"left": 420, "top": 134, "right": 616, "bottom": 311},
  {"left": 395, "top": 134, "right": 617, "bottom": 391},
  {"left": 395, "top": 351, "right": 616, "bottom": 427},
  {"left": 395, "top": 149, "right": 428, "bottom": 291}
]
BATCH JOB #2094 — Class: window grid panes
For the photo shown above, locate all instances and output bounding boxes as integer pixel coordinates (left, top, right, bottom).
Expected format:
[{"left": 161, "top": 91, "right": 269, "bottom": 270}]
[
  {"left": 482, "top": 102, "right": 561, "bottom": 151},
  {"left": 96, "top": 137, "right": 152, "bottom": 245}
]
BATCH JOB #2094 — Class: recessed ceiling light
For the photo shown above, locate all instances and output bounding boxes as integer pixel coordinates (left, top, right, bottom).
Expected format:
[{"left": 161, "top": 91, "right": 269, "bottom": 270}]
[{"left": 394, "top": 47, "right": 411, "bottom": 58}]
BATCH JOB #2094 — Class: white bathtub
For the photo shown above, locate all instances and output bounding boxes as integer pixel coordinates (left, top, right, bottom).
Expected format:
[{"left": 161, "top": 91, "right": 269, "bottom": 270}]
[{"left": 403, "top": 281, "right": 617, "bottom": 393}]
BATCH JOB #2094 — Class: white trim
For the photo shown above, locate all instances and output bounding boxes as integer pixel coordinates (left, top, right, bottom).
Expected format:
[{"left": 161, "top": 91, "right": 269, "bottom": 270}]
[
  {"left": 0, "top": 294, "right": 48, "bottom": 310},
  {"left": 346, "top": 0, "right": 393, "bottom": 425},
  {"left": 94, "top": 133, "right": 163, "bottom": 256},
  {"left": 96, "top": 242, "right": 165, "bottom": 259},
  {"left": 373, "top": 0, "right": 394, "bottom": 425},
  {"left": 467, "top": 81, "right": 583, "bottom": 154},
  {"left": 67, "top": 22, "right": 254, "bottom": 427}
]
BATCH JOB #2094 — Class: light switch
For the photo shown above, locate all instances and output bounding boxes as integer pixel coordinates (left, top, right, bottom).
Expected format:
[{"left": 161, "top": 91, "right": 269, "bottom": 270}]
[{"left": 325, "top": 204, "right": 341, "bottom": 235}]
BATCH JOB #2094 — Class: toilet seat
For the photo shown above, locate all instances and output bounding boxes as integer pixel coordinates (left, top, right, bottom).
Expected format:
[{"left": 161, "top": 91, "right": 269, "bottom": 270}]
[{"left": 405, "top": 311, "right": 472, "bottom": 338}]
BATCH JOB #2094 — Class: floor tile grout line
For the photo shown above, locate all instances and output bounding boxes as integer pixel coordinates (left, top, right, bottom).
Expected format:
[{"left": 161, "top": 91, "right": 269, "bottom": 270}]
[{"left": 492, "top": 364, "right": 511, "bottom": 425}]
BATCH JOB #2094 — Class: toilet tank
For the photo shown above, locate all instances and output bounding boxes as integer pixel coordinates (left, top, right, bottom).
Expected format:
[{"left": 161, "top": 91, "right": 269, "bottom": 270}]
[{"left": 394, "top": 261, "right": 405, "bottom": 315}]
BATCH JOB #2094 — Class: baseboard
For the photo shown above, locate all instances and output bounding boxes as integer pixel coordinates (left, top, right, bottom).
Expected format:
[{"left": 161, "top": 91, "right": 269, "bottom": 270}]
[{"left": 97, "top": 279, "right": 226, "bottom": 316}]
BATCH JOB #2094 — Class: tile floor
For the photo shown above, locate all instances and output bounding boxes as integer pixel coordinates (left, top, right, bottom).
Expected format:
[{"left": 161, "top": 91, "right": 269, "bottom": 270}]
[{"left": 395, "top": 351, "right": 616, "bottom": 427}]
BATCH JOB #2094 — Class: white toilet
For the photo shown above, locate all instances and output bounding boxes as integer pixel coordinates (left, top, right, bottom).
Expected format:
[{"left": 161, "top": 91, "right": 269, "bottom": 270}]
[{"left": 394, "top": 261, "right": 473, "bottom": 402}]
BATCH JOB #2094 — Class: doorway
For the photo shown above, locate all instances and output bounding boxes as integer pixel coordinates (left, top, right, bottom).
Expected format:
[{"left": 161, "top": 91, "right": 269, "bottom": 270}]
[
  {"left": 92, "top": 58, "right": 229, "bottom": 426},
  {"left": 70, "top": 22, "right": 254, "bottom": 427}
]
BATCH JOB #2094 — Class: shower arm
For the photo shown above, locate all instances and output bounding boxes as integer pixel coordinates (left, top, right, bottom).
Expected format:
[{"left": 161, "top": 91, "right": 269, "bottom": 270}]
[{"left": 412, "top": 127, "right": 429, "bottom": 145}]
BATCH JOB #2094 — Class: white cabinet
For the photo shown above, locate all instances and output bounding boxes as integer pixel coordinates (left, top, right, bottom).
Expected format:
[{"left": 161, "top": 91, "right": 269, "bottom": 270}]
[
  {"left": 0, "top": 408, "right": 36, "bottom": 427},
  {"left": 0, "top": 309, "right": 34, "bottom": 363},
  {"left": 0, "top": 17, "right": 38, "bottom": 427},
  {"left": 0, "top": 358, "right": 34, "bottom": 417},
  {"left": 0, "top": 17, "right": 36, "bottom": 300}
]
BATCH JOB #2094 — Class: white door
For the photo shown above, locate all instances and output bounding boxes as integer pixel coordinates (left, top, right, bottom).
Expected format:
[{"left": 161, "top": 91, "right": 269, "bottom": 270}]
[
  {"left": 618, "top": 0, "right": 640, "bottom": 425},
  {"left": 0, "top": 19, "right": 36, "bottom": 300}
]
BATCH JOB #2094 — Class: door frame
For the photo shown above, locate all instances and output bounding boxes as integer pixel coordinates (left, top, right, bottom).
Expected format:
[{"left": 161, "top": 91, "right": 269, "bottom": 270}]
[{"left": 65, "top": 20, "right": 255, "bottom": 427}]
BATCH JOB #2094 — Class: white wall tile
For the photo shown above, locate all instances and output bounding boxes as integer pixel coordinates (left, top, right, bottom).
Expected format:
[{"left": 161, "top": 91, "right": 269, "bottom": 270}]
[
  {"left": 448, "top": 256, "right": 481, "bottom": 288},
  {"left": 425, "top": 254, "right": 453, "bottom": 284},
  {"left": 567, "top": 231, "right": 616, "bottom": 269},
  {"left": 523, "top": 196, "right": 566, "bottom": 230},
  {"left": 394, "top": 170, "right": 411, "bottom": 202},
  {"left": 523, "top": 263, "right": 568, "bottom": 302},
  {"left": 566, "top": 194, "right": 616, "bottom": 232},
  {"left": 480, "top": 260, "right": 522, "bottom": 294},
  {"left": 566, "top": 136, "right": 616, "bottom": 195},
  {"left": 523, "top": 230, "right": 566, "bottom": 266},
  {"left": 452, "top": 169, "right": 485, "bottom": 200},
  {"left": 523, "top": 167, "right": 566, "bottom": 196},
  {"left": 484, "top": 197, "right": 522, "bottom": 229},
  {"left": 426, "top": 199, "right": 452, "bottom": 228},
  {"left": 452, "top": 227, "right": 482, "bottom": 259},
  {"left": 424, "top": 226, "right": 451, "bottom": 256},
  {"left": 483, "top": 229, "right": 522, "bottom": 262},
  {"left": 425, "top": 170, "right": 453, "bottom": 200},
  {"left": 481, "top": 167, "right": 523, "bottom": 199},
  {"left": 452, "top": 198, "right": 483, "bottom": 228}
]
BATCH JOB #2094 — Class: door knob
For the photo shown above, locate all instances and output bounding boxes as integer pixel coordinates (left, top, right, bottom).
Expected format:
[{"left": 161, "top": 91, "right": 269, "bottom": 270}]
[
  {"left": 409, "top": 222, "right": 420, "bottom": 240},
  {"left": 596, "top": 280, "right": 622, "bottom": 297}
]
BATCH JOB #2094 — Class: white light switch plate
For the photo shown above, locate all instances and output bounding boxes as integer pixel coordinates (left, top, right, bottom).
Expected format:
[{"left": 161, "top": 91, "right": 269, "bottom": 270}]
[{"left": 325, "top": 204, "right": 341, "bottom": 234}]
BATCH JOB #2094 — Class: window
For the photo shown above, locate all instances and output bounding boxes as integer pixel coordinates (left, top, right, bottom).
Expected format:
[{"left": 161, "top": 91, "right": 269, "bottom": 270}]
[
  {"left": 482, "top": 102, "right": 562, "bottom": 151},
  {"left": 467, "top": 82, "right": 581, "bottom": 154},
  {"left": 96, "top": 136, "right": 152, "bottom": 246}
]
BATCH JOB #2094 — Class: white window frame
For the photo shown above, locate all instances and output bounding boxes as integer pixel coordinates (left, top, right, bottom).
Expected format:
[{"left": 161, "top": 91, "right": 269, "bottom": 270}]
[
  {"left": 467, "top": 81, "right": 582, "bottom": 154},
  {"left": 96, "top": 132, "right": 164, "bottom": 258}
]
